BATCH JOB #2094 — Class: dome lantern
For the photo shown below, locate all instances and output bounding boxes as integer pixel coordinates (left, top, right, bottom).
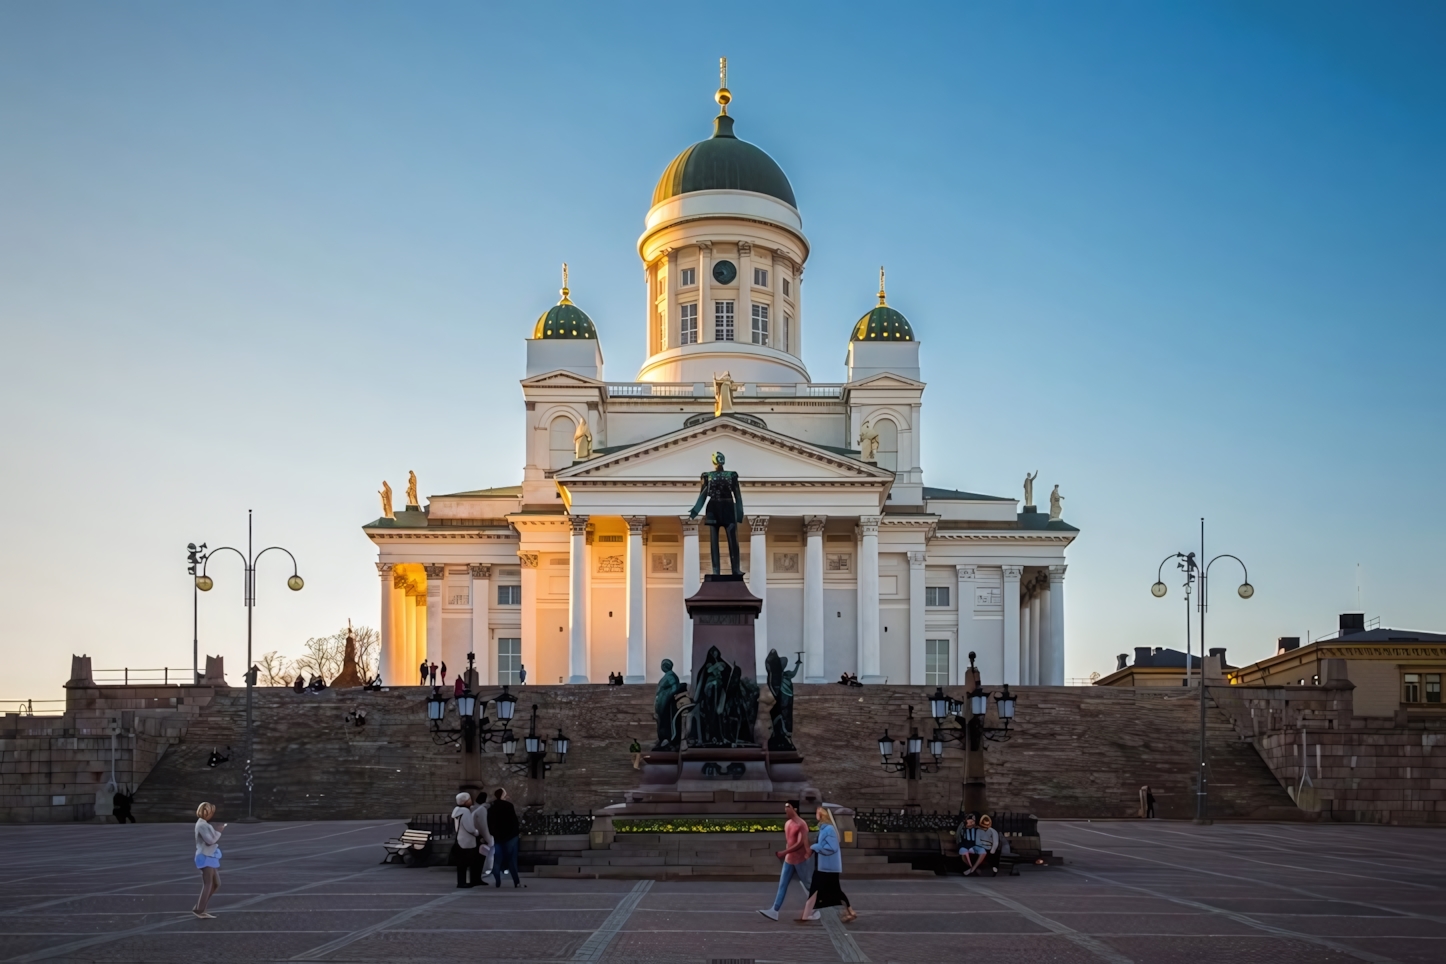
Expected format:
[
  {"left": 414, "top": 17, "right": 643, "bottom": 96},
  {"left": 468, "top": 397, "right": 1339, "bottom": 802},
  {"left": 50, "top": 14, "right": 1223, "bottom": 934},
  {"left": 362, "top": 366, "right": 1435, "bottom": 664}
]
[
  {"left": 533, "top": 262, "right": 598, "bottom": 340},
  {"left": 851, "top": 267, "right": 914, "bottom": 341}
]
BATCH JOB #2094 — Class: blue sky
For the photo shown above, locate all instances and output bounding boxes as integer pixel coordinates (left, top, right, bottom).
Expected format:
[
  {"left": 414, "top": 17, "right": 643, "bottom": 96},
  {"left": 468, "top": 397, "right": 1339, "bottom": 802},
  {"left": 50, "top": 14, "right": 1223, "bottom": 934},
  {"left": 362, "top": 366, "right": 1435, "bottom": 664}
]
[{"left": 1, "top": 1, "right": 1442, "bottom": 699}]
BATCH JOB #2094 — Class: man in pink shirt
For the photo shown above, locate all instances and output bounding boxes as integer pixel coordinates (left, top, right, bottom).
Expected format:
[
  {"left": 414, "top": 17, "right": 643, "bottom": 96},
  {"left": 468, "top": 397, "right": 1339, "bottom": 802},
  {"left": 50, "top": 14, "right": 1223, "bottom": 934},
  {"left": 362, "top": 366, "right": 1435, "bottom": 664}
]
[{"left": 759, "top": 800, "right": 814, "bottom": 920}]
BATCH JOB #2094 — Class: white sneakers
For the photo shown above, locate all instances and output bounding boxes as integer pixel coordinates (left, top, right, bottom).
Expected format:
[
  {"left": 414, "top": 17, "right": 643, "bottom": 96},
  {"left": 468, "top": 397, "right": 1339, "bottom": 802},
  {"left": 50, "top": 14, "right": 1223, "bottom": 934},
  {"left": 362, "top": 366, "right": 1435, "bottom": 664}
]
[{"left": 758, "top": 908, "right": 779, "bottom": 920}]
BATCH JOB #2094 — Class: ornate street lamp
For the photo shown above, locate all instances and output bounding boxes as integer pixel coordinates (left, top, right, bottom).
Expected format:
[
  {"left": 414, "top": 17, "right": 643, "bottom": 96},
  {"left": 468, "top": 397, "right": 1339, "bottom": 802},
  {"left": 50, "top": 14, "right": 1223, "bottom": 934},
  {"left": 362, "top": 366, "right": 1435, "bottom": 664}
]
[
  {"left": 919, "top": 653, "right": 1021, "bottom": 813},
  {"left": 195, "top": 511, "right": 302, "bottom": 821},
  {"left": 1151, "top": 518, "right": 1252, "bottom": 824},
  {"left": 504, "top": 703, "right": 570, "bottom": 779},
  {"left": 187, "top": 542, "right": 208, "bottom": 685},
  {"left": 877, "top": 705, "right": 942, "bottom": 780},
  {"left": 426, "top": 652, "right": 517, "bottom": 754}
]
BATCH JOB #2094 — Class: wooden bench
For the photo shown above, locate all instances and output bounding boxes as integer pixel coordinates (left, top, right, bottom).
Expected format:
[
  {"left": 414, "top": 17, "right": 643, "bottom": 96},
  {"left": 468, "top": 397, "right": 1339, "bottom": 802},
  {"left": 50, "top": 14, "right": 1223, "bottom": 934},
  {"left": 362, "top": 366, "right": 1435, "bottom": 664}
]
[{"left": 382, "top": 828, "right": 439, "bottom": 866}]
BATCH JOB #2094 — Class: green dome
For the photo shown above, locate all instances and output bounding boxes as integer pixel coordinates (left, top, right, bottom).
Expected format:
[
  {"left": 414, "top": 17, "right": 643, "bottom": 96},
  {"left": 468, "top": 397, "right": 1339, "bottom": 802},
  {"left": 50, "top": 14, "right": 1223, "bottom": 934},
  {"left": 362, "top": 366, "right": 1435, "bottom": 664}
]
[
  {"left": 652, "top": 114, "right": 797, "bottom": 208},
  {"left": 852, "top": 305, "right": 914, "bottom": 341},
  {"left": 533, "top": 301, "right": 596, "bottom": 340}
]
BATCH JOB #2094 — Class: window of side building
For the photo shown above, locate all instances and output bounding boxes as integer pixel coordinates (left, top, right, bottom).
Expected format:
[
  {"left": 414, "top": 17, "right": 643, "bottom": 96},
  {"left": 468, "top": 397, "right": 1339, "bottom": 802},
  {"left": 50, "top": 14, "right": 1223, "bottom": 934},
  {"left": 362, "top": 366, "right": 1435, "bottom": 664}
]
[
  {"left": 925, "top": 586, "right": 950, "bottom": 607},
  {"left": 753, "top": 267, "right": 768, "bottom": 287},
  {"left": 497, "top": 584, "right": 521, "bottom": 606},
  {"left": 680, "top": 267, "right": 696, "bottom": 287},
  {"left": 1403, "top": 673, "right": 1420, "bottom": 703}
]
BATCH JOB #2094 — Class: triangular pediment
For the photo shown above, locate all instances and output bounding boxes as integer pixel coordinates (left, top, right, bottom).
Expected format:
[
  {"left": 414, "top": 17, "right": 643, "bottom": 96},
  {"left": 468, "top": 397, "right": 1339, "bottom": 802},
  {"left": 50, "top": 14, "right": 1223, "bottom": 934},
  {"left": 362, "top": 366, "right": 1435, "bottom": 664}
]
[
  {"left": 846, "top": 372, "right": 925, "bottom": 390},
  {"left": 556, "top": 416, "right": 893, "bottom": 485},
  {"left": 520, "top": 370, "right": 605, "bottom": 389}
]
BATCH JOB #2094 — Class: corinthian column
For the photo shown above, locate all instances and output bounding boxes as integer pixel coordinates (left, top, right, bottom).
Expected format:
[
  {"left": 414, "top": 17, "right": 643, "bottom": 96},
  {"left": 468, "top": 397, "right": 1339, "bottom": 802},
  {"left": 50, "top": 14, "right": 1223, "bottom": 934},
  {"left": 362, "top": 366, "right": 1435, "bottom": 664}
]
[
  {"left": 377, "top": 563, "right": 396, "bottom": 686},
  {"left": 568, "top": 515, "right": 589, "bottom": 684},
  {"left": 859, "top": 515, "right": 882, "bottom": 683},
  {"left": 470, "top": 564, "right": 491, "bottom": 686},
  {"left": 803, "top": 516, "right": 827, "bottom": 682},
  {"left": 624, "top": 516, "right": 647, "bottom": 683},
  {"left": 1002, "top": 566, "right": 1023, "bottom": 686},
  {"left": 681, "top": 516, "right": 699, "bottom": 677},
  {"left": 1047, "top": 564, "right": 1067, "bottom": 686},
  {"left": 748, "top": 515, "right": 769, "bottom": 681},
  {"left": 424, "top": 564, "right": 444, "bottom": 669}
]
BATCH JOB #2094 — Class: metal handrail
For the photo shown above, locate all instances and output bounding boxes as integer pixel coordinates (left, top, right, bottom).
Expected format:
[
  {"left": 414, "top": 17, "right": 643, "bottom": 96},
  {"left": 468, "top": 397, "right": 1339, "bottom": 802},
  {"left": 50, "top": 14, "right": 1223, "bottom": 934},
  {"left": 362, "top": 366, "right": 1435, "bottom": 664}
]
[{"left": 92, "top": 668, "right": 184, "bottom": 685}]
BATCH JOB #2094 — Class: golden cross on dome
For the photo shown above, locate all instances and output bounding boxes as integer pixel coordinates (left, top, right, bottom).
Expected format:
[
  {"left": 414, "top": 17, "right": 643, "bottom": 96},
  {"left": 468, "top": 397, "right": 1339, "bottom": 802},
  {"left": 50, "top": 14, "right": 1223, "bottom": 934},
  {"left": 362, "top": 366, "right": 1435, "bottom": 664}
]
[
  {"left": 878, "top": 266, "right": 887, "bottom": 306},
  {"left": 716, "top": 56, "right": 731, "bottom": 114},
  {"left": 560, "top": 262, "right": 572, "bottom": 305}
]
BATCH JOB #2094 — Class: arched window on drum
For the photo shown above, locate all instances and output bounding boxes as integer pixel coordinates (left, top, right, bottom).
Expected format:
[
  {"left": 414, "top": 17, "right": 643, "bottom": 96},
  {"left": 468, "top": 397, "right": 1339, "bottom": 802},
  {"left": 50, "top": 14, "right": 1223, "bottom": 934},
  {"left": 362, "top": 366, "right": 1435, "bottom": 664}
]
[
  {"left": 875, "top": 418, "right": 899, "bottom": 471},
  {"left": 549, "top": 415, "right": 576, "bottom": 471}
]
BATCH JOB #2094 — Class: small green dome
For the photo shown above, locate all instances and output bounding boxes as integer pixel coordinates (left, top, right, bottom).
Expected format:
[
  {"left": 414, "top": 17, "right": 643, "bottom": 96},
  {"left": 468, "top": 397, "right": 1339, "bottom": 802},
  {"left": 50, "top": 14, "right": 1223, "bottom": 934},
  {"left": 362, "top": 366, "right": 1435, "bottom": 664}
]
[
  {"left": 852, "top": 305, "right": 914, "bottom": 341},
  {"left": 533, "top": 301, "right": 596, "bottom": 340},
  {"left": 653, "top": 114, "right": 796, "bottom": 208}
]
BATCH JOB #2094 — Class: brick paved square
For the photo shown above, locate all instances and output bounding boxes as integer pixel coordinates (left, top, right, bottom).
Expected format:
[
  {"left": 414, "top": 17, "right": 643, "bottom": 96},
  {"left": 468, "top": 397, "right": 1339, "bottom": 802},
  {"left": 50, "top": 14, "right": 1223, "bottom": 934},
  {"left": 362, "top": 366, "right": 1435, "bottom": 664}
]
[{"left": 0, "top": 820, "right": 1441, "bottom": 963}]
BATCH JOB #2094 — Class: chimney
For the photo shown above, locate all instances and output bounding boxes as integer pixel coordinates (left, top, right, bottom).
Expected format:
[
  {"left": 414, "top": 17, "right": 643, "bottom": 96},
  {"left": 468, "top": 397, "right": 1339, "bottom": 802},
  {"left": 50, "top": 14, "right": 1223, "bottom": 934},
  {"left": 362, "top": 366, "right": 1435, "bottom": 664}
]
[
  {"left": 1276, "top": 637, "right": 1300, "bottom": 655},
  {"left": 1134, "top": 646, "right": 1152, "bottom": 667},
  {"left": 1339, "top": 613, "right": 1365, "bottom": 636},
  {"left": 1116, "top": 654, "right": 1128, "bottom": 671},
  {"left": 1209, "top": 647, "right": 1226, "bottom": 665}
]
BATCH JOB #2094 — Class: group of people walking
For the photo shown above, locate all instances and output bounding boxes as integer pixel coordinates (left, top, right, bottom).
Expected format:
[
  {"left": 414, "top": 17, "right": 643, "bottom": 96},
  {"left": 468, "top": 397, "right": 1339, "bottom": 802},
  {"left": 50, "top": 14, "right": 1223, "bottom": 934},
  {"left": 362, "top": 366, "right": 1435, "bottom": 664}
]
[
  {"left": 758, "top": 801, "right": 856, "bottom": 924},
  {"left": 450, "top": 787, "right": 523, "bottom": 889}
]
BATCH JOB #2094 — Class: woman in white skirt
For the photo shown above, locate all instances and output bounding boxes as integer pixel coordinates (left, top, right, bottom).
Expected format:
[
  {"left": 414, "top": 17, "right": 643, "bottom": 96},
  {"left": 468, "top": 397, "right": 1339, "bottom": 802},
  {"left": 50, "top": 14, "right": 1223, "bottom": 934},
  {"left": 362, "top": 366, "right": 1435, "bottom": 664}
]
[{"left": 193, "top": 802, "right": 225, "bottom": 918}]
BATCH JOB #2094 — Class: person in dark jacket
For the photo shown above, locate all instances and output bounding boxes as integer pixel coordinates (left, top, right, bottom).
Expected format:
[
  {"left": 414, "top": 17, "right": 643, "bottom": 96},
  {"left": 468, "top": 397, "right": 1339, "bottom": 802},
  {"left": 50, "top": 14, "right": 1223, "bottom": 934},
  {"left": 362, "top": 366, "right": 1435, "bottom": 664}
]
[{"left": 488, "top": 788, "right": 523, "bottom": 888}]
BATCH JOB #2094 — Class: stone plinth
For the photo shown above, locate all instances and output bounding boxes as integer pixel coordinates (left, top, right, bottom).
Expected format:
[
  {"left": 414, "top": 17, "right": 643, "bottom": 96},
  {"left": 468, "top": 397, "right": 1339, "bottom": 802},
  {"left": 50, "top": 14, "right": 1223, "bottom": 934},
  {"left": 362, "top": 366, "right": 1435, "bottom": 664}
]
[{"left": 686, "top": 574, "right": 761, "bottom": 681}]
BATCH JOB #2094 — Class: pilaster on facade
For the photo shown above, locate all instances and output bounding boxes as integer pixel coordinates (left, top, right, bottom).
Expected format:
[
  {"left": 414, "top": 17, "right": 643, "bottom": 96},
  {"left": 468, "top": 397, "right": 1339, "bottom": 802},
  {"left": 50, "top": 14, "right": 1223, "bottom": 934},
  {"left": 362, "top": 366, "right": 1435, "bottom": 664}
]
[
  {"left": 424, "top": 564, "right": 444, "bottom": 668},
  {"left": 517, "top": 551, "right": 540, "bottom": 684},
  {"left": 908, "top": 551, "right": 927, "bottom": 685},
  {"left": 469, "top": 563, "right": 492, "bottom": 686}
]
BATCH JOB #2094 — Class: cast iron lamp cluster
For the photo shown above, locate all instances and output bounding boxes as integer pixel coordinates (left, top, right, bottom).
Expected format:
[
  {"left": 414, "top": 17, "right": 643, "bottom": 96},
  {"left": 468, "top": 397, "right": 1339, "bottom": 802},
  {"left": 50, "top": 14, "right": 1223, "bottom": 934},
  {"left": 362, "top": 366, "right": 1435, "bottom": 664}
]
[
  {"left": 876, "top": 652, "right": 1020, "bottom": 780},
  {"left": 425, "top": 653, "right": 569, "bottom": 780}
]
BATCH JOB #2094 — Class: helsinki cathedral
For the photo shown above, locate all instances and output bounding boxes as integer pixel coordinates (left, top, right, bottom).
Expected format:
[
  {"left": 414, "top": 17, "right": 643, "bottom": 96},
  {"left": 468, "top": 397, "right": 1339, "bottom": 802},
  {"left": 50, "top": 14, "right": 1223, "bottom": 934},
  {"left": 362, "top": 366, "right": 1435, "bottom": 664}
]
[{"left": 366, "top": 65, "right": 1078, "bottom": 691}]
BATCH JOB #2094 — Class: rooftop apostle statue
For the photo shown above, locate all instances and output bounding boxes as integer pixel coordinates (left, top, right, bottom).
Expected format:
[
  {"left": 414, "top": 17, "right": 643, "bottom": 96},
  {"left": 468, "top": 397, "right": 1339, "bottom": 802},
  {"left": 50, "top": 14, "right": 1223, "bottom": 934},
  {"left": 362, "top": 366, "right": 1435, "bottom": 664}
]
[
  {"left": 689, "top": 451, "right": 744, "bottom": 576},
  {"left": 379, "top": 481, "right": 395, "bottom": 520},
  {"left": 406, "top": 470, "right": 419, "bottom": 508},
  {"left": 573, "top": 418, "right": 593, "bottom": 460}
]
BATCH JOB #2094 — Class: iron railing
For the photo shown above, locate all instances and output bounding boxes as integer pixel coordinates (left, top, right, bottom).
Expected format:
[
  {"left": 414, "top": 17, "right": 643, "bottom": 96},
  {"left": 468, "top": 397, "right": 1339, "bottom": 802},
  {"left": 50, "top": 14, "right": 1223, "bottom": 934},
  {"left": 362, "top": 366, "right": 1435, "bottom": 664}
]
[
  {"left": 854, "top": 809, "right": 1038, "bottom": 837},
  {"left": 408, "top": 810, "right": 590, "bottom": 837}
]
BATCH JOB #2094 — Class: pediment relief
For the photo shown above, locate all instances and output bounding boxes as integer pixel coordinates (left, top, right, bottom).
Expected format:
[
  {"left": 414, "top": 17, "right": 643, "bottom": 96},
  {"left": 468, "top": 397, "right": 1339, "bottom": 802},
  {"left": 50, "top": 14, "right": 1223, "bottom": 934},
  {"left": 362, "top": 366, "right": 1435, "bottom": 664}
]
[{"left": 555, "top": 417, "right": 892, "bottom": 485}]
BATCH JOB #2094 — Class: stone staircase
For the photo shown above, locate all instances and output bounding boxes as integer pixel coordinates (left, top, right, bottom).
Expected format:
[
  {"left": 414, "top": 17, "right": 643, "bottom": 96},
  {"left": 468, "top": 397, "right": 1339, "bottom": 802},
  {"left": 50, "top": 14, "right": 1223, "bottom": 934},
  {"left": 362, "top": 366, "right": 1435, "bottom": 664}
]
[
  {"left": 129, "top": 683, "right": 1298, "bottom": 823},
  {"left": 536, "top": 831, "right": 931, "bottom": 879}
]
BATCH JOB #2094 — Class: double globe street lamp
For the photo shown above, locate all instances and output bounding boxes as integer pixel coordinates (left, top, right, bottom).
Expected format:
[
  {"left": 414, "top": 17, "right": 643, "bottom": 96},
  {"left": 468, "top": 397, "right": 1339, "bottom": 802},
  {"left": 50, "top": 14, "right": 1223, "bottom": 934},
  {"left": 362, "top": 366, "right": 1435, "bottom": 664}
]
[
  {"left": 1150, "top": 518, "right": 1253, "bottom": 824},
  {"left": 194, "top": 510, "right": 304, "bottom": 821}
]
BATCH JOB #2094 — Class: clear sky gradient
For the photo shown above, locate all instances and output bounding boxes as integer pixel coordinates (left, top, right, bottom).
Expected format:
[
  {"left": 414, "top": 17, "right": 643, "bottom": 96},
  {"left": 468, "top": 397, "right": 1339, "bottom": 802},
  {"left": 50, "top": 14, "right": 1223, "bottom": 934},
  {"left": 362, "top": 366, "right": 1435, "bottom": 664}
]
[{"left": 2, "top": 1, "right": 1442, "bottom": 700}]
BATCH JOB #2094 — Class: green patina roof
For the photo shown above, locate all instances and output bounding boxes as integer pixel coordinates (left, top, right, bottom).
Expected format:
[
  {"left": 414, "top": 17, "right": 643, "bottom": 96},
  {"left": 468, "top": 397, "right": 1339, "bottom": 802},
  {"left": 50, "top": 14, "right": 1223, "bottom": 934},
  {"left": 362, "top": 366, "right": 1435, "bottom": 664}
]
[
  {"left": 533, "top": 302, "right": 596, "bottom": 340},
  {"left": 852, "top": 305, "right": 914, "bottom": 342},
  {"left": 653, "top": 114, "right": 797, "bottom": 208}
]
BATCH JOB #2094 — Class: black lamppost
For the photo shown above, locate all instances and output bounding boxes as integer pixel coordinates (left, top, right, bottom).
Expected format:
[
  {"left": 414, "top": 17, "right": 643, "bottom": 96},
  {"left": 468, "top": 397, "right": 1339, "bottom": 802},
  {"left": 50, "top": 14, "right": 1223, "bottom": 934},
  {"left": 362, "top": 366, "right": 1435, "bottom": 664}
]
[
  {"left": 187, "top": 542, "right": 208, "bottom": 685},
  {"left": 920, "top": 652, "right": 1018, "bottom": 812},
  {"left": 503, "top": 704, "right": 570, "bottom": 779},
  {"left": 195, "top": 510, "right": 303, "bottom": 821},
  {"left": 425, "top": 652, "right": 519, "bottom": 755},
  {"left": 877, "top": 705, "right": 942, "bottom": 780},
  {"left": 1150, "top": 518, "right": 1253, "bottom": 825}
]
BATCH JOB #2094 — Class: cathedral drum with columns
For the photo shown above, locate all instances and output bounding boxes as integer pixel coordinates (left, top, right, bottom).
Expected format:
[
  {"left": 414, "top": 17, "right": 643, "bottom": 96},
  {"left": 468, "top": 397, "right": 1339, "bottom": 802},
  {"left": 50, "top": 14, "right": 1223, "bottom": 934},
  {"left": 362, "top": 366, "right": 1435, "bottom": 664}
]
[{"left": 364, "top": 69, "right": 1078, "bottom": 692}]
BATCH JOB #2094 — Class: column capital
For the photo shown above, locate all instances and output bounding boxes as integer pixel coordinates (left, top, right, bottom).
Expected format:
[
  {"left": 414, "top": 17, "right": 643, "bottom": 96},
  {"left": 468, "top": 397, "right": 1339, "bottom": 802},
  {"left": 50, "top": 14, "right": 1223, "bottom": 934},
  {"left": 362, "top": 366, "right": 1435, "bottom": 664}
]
[
  {"left": 697, "top": 240, "right": 713, "bottom": 253},
  {"left": 393, "top": 572, "right": 407, "bottom": 590},
  {"left": 569, "top": 515, "right": 589, "bottom": 535},
  {"left": 623, "top": 515, "right": 648, "bottom": 533},
  {"left": 1048, "top": 563, "right": 1067, "bottom": 579},
  {"left": 376, "top": 562, "right": 394, "bottom": 574},
  {"left": 746, "top": 514, "right": 770, "bottom": 533},
  {"left": 517, "top": 552, "right": 540, "bottom": 569},
  {"left": 1002, "top": 565, "right": 1024, "bottom": 580},
  {"left": 908, "top": 551, "right": 927, "bottom": 567},
  {"left": 469, "top": 564, "right": 492, "bottom": 579},
  {"left": 804, "top": 515, "right": 827, "bottom": 534},
  {"left": 680, "top": 515, "right": 700, "bottom": 535},
  {"left": 738, "top": 240, "right": 753, "bottom": 255},
  {"left": 956, "top": 565, "right": 976, "bottom": 580},
  {"left": 423, "top": 563, "right": 445, "bottom": 579},
  {"left": 859, "top": 515, "right": 881, "bottom": 536}
]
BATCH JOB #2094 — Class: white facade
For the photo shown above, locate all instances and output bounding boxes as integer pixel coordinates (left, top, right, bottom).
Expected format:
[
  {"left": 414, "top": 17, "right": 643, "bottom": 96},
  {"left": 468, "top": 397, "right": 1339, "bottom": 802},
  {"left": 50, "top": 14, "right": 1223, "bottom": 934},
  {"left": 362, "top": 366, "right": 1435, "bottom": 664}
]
[{"left": 365, "top": 94, "right": 1077, "bottom": 690}]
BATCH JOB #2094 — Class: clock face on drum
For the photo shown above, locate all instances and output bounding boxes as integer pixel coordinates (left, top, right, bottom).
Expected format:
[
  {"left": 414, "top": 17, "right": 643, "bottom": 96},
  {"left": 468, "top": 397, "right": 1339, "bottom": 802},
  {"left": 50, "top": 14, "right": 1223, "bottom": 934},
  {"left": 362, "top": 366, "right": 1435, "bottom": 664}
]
[{"left": 712, "top": 260, "right": 737, "bottom": 285}]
